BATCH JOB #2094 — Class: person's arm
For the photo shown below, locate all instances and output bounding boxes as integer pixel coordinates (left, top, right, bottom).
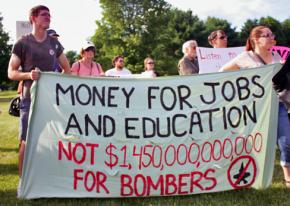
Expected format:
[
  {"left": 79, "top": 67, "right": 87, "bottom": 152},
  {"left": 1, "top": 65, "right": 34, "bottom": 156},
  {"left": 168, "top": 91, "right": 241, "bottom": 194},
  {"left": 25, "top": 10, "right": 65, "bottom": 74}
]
[
  {"left": 8, "top": 53, "right": 40, "bottom": 81},
  {"left": 178, "top": 59, "right": 198, "bottom": 75},
  {"left": 219, "top": 62, "right": 240, "bottom": 72},
  {"left": 58, "top": 53, "right": 71, "bottom": 74},
  {"left": 97, "top": 63, "right": 105, "bottom": 76},
  {"left": 70, "top": 62, "right": 79, "bottom": 75}
]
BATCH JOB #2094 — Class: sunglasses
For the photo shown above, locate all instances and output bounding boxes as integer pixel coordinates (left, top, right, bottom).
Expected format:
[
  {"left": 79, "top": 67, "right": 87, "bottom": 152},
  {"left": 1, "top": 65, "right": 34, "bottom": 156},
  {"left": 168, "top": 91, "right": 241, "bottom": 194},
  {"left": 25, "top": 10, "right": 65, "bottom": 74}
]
[
  {"left": 85, "top": 47, "right": 95, "bottom": 52},
  {"left": 218, "top": 36, "right": 227, "bottom": 40},
  {"left": 147, "top": 62, "right": 154, "bottom": 65},
  {"left": 260, "top": 33, "right": 275, "bottom": 39}
]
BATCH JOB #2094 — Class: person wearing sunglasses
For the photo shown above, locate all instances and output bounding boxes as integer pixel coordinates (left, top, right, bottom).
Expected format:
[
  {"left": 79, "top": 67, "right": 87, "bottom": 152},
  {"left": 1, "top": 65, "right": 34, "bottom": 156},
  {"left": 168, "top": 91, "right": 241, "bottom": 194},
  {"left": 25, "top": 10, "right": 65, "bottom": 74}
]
[
  {"left": 219, "top": 26, "right": 280, "bottom": 71},
  {"left": 208, "top": 30, "right": 228, "bottom": 48},
  {"left": 220, "top": 25, "right": 290, "bottom": 188},
  {"left": 141, "top": 57, "right": 159, "bottom": 77},
  {"left": 105, "top": 55, "right": 132, "bottom": 77},
  {"left": 71, "top": 41, "right": 104, "bottom": 77},
  {"left": 177, "top": 40, "right": 199, "bottom": 75}
]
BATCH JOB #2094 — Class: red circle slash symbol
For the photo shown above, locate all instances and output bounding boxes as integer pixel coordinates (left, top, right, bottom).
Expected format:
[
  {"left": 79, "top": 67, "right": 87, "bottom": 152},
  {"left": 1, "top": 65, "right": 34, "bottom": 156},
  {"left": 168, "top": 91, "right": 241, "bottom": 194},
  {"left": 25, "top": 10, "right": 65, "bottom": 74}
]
[{"left": 227, "top": 155, "right": 257, "bottom": 189}]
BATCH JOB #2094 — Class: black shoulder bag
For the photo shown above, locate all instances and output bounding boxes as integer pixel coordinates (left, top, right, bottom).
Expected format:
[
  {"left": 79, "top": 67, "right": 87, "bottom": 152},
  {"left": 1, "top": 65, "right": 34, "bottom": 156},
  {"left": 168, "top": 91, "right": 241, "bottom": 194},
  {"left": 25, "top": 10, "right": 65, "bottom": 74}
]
[
  {"left": 8, "top": 81, "right": 23, "bottom": 117},
  {"left": 8, "top": 96, "right": 21, "bottom": 117}
]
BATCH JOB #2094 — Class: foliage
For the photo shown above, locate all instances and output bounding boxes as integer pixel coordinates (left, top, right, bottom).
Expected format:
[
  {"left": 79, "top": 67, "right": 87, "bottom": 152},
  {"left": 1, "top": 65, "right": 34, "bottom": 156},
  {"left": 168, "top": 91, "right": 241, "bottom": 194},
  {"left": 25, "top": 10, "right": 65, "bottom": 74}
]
[
  {"left": 92, "top": 0, "right": 173, "bottom": 75},
  {"left": 65, "top": 50, "right": 79, "bottom": 66},
  {"left": 0, "top": 2, "right": 289, "bottom": 81},
  {"left": 165, "top": 9, "right": 206, "bottom": 74},
  {"left": 204, "top": 17, "right": 241, "bottom": 47},
  {"left": 259, "top": 16, "right": 286, "bottom": 46},
  {"left": 0, "top": 14, "right": 12, "bottom": 86},
  {"left": 282, "top": 19, "right": 290, "bottom": 46},
  {"left": 91, "top": 0, "right": 290, "bottom": 77},
  {"left": 239, "top": 19, "right": 259, "bottom": 45}
]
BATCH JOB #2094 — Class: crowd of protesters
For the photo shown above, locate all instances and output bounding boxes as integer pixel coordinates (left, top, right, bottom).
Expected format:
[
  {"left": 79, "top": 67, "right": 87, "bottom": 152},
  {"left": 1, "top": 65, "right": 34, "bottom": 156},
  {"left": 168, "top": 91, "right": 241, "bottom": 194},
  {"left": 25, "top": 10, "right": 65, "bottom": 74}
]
[{"left": 6, "top": 5, "right": 290, "bottom": 198}]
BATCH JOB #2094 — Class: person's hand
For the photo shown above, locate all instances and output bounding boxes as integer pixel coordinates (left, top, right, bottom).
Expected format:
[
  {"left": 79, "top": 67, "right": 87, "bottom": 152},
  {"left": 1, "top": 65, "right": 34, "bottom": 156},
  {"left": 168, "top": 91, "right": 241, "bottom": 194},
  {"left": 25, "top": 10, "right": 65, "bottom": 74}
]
[{"left": 30, "top": 68, "right": 40, "bottom": 80}]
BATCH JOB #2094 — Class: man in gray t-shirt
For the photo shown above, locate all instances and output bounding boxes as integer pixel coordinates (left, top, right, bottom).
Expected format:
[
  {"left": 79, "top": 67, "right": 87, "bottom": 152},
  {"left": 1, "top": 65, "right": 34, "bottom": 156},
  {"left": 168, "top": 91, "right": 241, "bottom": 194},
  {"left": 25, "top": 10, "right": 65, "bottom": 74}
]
[{"left": 7, "top": 5, "right": 71, "bottom": 186}]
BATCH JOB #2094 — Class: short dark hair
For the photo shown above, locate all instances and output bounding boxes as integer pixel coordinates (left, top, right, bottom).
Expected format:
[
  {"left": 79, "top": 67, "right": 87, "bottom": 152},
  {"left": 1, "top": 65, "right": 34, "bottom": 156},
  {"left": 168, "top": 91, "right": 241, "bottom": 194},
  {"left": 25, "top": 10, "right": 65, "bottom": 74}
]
[
  {"left": 112, "top": 55, "right": 124, "bottom": 67},
  {"left": 29, "top": 5, "right": 49, "bottom": 24}
]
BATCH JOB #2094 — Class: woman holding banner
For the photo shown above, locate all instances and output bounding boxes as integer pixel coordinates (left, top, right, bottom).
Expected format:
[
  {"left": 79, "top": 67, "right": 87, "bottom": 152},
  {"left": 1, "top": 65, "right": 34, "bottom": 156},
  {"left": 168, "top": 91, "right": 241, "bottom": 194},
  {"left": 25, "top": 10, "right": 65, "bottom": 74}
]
[{"left": 219, "top": 25, "right": 290, "bottom": 188}]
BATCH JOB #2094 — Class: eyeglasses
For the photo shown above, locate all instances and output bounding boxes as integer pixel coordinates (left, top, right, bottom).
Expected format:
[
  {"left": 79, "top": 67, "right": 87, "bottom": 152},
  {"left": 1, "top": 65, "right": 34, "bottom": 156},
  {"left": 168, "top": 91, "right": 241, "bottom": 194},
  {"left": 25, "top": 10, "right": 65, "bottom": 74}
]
[
  {"left": 260, "top": 33, "right": 275, "bottom": 39},
  {"left": 147, "top": 62, "right": 154, "bottom": 65},
  {"left": 218, "top": 36, "right": 227, "bottom": 40},
  {"left": 39, "top": 12, "right": 51, "bottom": 17}
]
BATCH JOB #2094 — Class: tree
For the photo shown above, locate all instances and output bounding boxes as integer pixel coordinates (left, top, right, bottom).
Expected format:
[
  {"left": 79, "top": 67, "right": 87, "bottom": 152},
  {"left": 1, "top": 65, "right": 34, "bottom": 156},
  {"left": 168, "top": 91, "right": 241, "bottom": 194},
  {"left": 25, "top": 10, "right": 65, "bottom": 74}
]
[
  {"left": 65, "top": 50, "right": 79, "bottom": 66},
  {"left": 239, "top": 19, "right": 259, "bottom": 45},
  {"left": 259, "top": 16, "right": 285, "bottom": 45},
  {"left": 92, "top": 0, "right": 173, "bottom": 74},
  {"left": 282, "top": 19, "right": 290, "bottom": 46},
  {"left": 204, "top": 17, "right": 240, "bottom": 47},
  {"left": 240, "top": 17, "right": 288, "bottom": 47},
  {"left": 92, "top": 2, "right": 289, "bottom": 76},
  {"left": 0, "top": 14, "right": 12, "bottom": 87},
  {"left": 167, "top": 9, "right": 205, "bottom": 54}
]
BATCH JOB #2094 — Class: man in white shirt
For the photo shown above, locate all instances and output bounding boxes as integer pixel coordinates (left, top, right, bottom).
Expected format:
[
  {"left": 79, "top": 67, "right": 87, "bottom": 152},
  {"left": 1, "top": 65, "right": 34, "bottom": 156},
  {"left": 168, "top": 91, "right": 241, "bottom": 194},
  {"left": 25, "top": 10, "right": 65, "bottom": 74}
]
[{"left": 105, "top": 55, "right": 132, "bottom": 77}]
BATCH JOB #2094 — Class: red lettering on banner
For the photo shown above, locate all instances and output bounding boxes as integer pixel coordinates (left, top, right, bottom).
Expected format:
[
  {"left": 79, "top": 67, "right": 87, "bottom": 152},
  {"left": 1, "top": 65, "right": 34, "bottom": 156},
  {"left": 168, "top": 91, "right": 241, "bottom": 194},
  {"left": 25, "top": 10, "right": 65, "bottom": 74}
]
[
  {"left": 198, "top": 49, "right": 222, "bottom": 60},
  {"left": 204, "top": 169, "right": 217, "bottom": 190},
  {"left": 190, "top": 171, "right": 203, "bottom": 192},
  {"left": 120, "top": 169, "right": 217, "bottom": 196},
  {"left": 134, "top": 174, "right": 147, "bottom": 196},
  {"left": 178, "top": 173, "right": 190, "bottom": 194},
  {"left": 166, "top": 174, "right": 177, "bottom": 195},
  {"left": 73, "top": 169, "right": 109, "bottom": 194},
  {"left": 58, "top": 141, "right": 99, "bottom": 165},
  {"left": 120, "top": 174, "right": 133, "bottom": 196},
  {"left": 146, "top": 175, "right": 164, "bottom": 196}
]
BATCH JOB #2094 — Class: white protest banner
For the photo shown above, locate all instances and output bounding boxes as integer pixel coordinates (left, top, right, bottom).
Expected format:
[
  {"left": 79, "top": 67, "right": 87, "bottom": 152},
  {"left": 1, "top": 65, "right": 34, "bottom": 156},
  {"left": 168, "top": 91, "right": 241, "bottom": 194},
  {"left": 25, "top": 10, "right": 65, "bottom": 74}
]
[
  {"left": 197, "top": 47, "right": 244, "bottom": 73},
  {"left": 16, "top": 21, "right": 32, "bottom": 40},
  {"left": 20, "top": 64, "right": 280, "bottom": 199}
]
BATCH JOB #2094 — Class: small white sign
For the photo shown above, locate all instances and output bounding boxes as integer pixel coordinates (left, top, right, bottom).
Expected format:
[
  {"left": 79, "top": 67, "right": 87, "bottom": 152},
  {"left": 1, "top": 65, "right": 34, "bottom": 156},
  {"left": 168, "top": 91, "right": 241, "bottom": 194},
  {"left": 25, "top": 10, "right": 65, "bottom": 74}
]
[
  {"left": 16, "top": 21, "right": 32, "bottom": 40},
  {"left": 197, "top": 46, "right": 245, "bottom": 73}
]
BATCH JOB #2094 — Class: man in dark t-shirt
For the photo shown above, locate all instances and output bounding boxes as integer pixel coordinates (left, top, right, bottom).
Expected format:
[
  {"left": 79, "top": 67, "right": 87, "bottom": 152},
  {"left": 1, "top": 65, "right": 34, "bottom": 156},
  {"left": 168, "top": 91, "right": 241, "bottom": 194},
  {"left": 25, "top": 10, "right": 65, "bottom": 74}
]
[{"left": 7, "top": 5, "right": 71, "bottom": 195}]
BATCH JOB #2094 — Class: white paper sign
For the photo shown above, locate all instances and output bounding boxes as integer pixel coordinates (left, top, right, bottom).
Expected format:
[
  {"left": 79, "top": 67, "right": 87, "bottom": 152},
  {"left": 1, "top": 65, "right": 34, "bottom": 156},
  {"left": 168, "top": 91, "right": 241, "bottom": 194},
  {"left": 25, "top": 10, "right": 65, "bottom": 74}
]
[
  {"left": 16, "top": 21, "right": 32, "bottom": 40},
  {"left": 197, "top": 47, "right": 245, "bottom": 73}
]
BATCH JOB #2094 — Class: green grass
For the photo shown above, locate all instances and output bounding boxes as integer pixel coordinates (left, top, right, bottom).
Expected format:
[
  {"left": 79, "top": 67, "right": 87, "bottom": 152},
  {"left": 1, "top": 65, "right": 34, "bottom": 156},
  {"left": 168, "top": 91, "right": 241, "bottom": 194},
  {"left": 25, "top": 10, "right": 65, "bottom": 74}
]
[{"left": 0, "top": 90, "right": 290, "bottom": 206}]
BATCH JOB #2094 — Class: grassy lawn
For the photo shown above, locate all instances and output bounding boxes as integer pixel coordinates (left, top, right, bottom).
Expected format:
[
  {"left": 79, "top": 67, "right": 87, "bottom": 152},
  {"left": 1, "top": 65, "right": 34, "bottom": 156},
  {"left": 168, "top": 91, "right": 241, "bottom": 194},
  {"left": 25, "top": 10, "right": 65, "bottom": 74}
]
[{"left": 0, "top": 90, "right": 290, "bottom": 206}]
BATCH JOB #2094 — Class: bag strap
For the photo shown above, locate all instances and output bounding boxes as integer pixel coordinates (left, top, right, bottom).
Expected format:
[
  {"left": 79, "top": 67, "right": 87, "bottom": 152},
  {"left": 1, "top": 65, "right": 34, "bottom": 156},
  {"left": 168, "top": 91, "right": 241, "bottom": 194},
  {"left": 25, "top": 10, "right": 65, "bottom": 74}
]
[
  {"left": 77, "top": 61, "right": 98, "bottom": 75},
  {"left": 96, "top": 63, "right": 100, "bottom": 74},
  {"left": 77, "top": 61, "right": 81, "bottom": 74},
  {"left": 254, "top": 52, "right": 267, "bottom": 65}
]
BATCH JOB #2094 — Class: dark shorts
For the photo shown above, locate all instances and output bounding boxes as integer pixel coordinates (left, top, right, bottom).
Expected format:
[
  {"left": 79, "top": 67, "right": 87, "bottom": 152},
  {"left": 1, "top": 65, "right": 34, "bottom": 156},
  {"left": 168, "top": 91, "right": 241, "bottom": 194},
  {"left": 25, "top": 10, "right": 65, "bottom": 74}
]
[
  {"left": 277, "top": 102, "right": 290, "bottom": 167},
  {"left": 19, "top": 98, "right": 31, "bottom": 141}
]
